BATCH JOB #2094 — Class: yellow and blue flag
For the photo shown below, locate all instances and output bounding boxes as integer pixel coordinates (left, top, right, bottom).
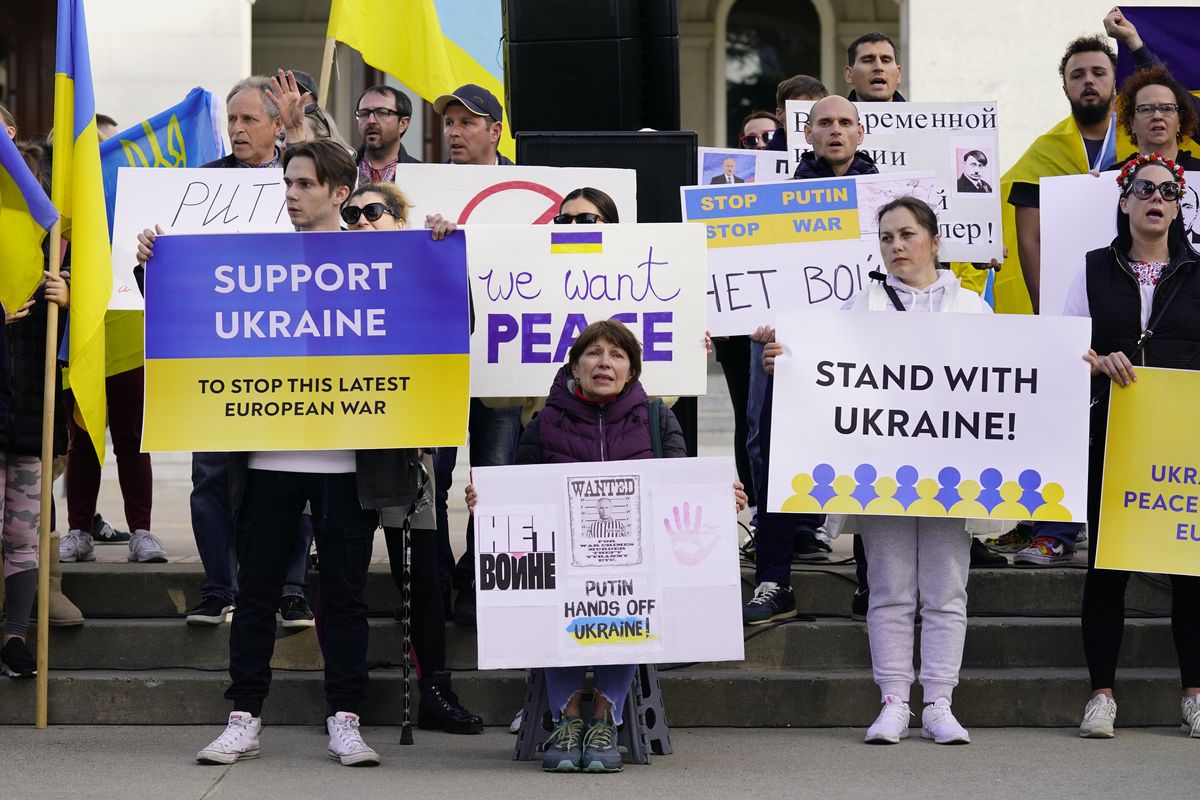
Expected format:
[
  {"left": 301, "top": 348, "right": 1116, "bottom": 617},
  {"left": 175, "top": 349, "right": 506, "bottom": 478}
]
[
  {"left": 1115, "top": 6, "right": 1200, "bottom": 89},
  {"left": 53, "top": 0, "right": 112, "bottom": 463},
  {"left": 0, "top": 133, "right": 59, "bottom": 312},
  {"left": 550, "top": 230, "right": 603, "bottom": 255},
  {"left": 327, "top": 0, "right": 514, "bottom": 160}
]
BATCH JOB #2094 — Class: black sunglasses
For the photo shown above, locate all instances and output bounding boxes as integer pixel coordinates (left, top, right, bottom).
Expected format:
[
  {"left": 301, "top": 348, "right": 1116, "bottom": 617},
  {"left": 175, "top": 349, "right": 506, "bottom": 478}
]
[
  {"left": 552, "top": 213, "right": 604, "bottom": 224},
  {"left": 739, "top": 129, "right": 778, "bottom": 148},
  {"left": 341, "top": 202, "right": 396, "bottom": 225},
  {"left": 1126, "top": 178, "right": 1182, "bottom": 202}
]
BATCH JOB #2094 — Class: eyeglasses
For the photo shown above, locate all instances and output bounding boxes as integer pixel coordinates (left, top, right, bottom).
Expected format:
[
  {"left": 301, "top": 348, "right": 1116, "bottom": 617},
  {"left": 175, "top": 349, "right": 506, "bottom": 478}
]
[
  {"left": 738, "top": 129, "right": 778, "bottom": 148},
  {"left": 354, "top": 107, "right": 401, "bottom": 120},
  {"left": 341, "top": 202, "right": 396, "bottom": 224},
  {"left": 1125, "top": 178, "right": 1182, "bottom": 201},
  {"left": 1133, "top": 103, "right": 1179, "bottom": 117},
  {"left": 553, "top": 213, "right": 604, "bottom": 224}
]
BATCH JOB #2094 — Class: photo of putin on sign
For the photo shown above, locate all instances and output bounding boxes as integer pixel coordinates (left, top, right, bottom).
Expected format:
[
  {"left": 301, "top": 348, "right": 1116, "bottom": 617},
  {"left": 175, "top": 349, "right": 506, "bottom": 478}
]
[{"left": 956, "top": 149, "right": 993, "bottom": 193}]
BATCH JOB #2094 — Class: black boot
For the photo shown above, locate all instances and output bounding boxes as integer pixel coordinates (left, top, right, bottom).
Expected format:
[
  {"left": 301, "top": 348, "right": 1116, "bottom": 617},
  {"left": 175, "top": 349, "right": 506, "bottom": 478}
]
[{"left": 417, "top": 671, "right": 484, "bottom": 734}]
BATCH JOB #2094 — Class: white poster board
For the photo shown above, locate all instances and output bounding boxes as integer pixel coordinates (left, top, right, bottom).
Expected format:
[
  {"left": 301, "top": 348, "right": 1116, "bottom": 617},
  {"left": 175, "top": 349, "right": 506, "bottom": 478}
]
[
  {"left": 472, "top": 456, "right": 744, "bottom": 670},
  {"left": 466, "top": 223, "right": 709, "bottom": 397},
  {"left": 785, "top": 100, "right": 1002, "bottom": 262},
  {"left": 110, "top": 166, "right": 289, "bottom": 309},
  {"left": 391, "top": 163, "right": 637, "bottom": 224},
  {"left": 766, "top": 310, "right": 1091, "bottom": 522},
  {"left": 681, "top": 172, "right": 937, "bottom": 335},
  {"left": 696, "top": 146, "right": 792, "bottom": 185}
]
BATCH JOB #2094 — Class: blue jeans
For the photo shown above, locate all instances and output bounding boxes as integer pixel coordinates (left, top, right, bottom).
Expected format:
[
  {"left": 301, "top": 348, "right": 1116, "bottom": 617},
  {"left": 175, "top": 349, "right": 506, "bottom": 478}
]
[
  {"left": 435, "top": 399, "right": 522, "bottom": 591},
  {"left": 546, "top": 664, "right": 637, "bottom": 725},
  {"left": 191, "top": 452, "right": 313, "bottom": 604}
]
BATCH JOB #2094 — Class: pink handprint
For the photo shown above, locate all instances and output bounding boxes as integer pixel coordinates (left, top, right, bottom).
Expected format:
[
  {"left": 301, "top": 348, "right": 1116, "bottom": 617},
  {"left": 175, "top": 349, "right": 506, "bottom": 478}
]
[{"left": 663, "top": 502, "right": 719, "bottom": 566}]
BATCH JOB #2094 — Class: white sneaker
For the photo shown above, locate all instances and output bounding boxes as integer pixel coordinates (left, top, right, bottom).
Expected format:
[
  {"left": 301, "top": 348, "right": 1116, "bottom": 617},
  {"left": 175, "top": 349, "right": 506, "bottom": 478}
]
[
  {"left": 1079, "top": 694, "right": 1116, "bottom": 738},
  {"left": 59, "top": 529, "right": 95, "bottom": 563},
  {"left": 128, "top": 529, "right": 167, "bottom": 563},
  {"left": 921, "top": 698, "right": 971, "bottom": 744},
  {"left": 509, "top": 708, "right": 525, "bottom": 734},
  {"left": 864, "top": 695, "right": 911, "bottom": 744},
  {"left": 197, "top": 711, "right": 261, "bottom": 764},
  {"left": 1181, "top": 696, "right": 1200, "bottom": 737},
  {"left": 327, "top": 711, "right": 380, "bottom": 766}
]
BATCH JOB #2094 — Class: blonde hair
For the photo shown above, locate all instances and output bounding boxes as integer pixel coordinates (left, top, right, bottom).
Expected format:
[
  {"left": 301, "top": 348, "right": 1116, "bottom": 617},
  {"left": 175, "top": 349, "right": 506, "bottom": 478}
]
[{"left": 347, "top": 181, "right": 413, "bottom": 226}]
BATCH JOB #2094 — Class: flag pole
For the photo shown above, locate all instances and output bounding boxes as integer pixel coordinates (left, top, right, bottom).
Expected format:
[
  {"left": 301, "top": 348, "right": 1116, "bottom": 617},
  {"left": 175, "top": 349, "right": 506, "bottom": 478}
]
[
  {"left": 35, "top": 219, "right": 64, "bottom": 729},
  {"left": 318, "top": 37, "right": 336, "bottom": 108}
]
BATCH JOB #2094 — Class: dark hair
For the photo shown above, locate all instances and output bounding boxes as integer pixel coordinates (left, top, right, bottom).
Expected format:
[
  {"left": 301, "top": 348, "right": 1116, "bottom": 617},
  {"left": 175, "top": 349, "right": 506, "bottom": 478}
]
[
  {"left": 567, "top": 319, "right": 643, "bottom": 385},
  {"left": 775, "top": 74, "right": 827, "bottom": 108},
  {"left": 846, "top": 32, "right": 897, "bottom": 66},
  {"left": 962, "top": 149, "right": 988, "bottom": 165},
  {"left": 346, "top": 181, "right": 413, "bottom": 225},
  {"left": 876, "top": 196, "right": 944, "bottom": 267},
  {"left": 356, "top": 84, "right": 413, "bottom": 118},
  {"left": 1115, "top": 160, "right": 1186, "bottom": 254},
  {"left": 559, "top": 187, "right": 619, "bottom": 223},
  {"left": 96, "top": 113, "right": 118, "bottom": 129},
  {"left": 0, "top": 102, "right": 15, "bottom": 130},
  {"left": 1116, "top": 65, "right": 1198, "bottom": 145},
  {"left": 741, "top": 110, "right": 780, "bottom": 132},
  {"left": 1058, "top": 36, "right": 1116, "bottom": 82},
  {"left": 282, "top": 139, "right": 357, "bottom": 193}
]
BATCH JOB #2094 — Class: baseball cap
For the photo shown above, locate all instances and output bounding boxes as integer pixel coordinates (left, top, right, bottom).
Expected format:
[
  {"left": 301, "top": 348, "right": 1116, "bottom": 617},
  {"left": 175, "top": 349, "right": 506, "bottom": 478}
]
[
  {"left": 288, "top": 69, "right": 319, "bottom": 102},
  {"left": 433, "top": 84, "right": 503, "bottom": 121}
]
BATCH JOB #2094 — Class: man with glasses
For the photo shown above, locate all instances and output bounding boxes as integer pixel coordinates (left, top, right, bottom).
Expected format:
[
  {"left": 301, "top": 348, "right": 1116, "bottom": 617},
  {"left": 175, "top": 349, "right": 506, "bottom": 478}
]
[{"left": 355, "top": 84, "right": 421, "bottom": 183}]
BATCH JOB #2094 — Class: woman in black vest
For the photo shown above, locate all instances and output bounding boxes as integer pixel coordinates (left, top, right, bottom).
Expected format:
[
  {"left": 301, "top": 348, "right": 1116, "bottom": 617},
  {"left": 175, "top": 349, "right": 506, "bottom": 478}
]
[{"left": 1063, "top": 153, "right": 1200, "bottom": 739}]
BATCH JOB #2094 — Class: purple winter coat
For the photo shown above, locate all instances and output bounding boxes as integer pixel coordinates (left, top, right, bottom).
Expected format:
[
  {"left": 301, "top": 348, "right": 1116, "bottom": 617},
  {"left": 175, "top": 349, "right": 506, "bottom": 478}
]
[{"left": 516, "top": 365, "right": 687, "bottom": 465}]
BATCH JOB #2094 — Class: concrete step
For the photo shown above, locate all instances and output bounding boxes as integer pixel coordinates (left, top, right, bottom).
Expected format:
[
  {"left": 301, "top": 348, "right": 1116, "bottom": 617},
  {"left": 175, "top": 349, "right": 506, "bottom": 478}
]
[{"left": 0, "top": 666, "right": 1185, "bottom": 727}]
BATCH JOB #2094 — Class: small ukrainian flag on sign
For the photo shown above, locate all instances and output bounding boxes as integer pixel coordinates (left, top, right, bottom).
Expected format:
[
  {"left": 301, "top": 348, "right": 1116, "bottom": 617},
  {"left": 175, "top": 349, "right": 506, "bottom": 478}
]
[{"left": 550, "top": 230, "right": 602, "bottom": 254}]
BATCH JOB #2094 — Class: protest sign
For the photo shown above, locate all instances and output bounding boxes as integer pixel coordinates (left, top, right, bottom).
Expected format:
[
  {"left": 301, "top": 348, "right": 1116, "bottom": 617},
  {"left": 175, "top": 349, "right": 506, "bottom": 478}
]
[
  {"left": 784, "top": 101, "right": 1002, "bottom": 262},
  {"left": 681, "top": 172, "right": 938, "bottom": 335},
  {"left": 766, "top": 309, "right": 1091, "bottom": 521},
  {"left": 472, "top": 456, "right": 743, "bottom": 669},
  {"left": 142, "top": 229, "right": 469, "bottom": 452},
  {"left": 391, "top": 163, "right": 637, "bottom": 224},
  {"left": 110, "top": 167, "right": 290, "bottom": 310},
  {"left": 1096, "top": 367, "right": 1200, "bottom": 577},
  {"left": 696, "top": 147, "right": 792, "bottom": 185},
  {"left": 467, "top": 223, "right": 708, "bottom": 397}
]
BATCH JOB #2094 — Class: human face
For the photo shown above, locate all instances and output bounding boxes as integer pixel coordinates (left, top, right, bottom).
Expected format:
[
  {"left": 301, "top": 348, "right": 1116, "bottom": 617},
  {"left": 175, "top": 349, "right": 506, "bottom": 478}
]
[
  {"left": 1063, "top": 52, "right": 1116, "bottom": 126},
  {"left": 844, "top": 41, "right": 900, "bottom": 101},
  {"left": 1130, "top": 84, "right": 1180, "bottom": 152},
  {"left": 571, "top": 336, "right": 632, "bottom": 400},
  {"left": 443, "top": 103, "right": 501, "bottom": 164},
  {"left": 97, "top": 121, "right": 118, "bottom": 142},
  {"left": 356, "top": 91, "right": 409, "bottom": 156},
  {"left": 597, "top": 499, "right": 612, "bottom": 519},
  {"left": 227, "top": 88, "right": 282, "bottom": 166},
  {"left": 722, "top": 158, "right": 736, "bottom": 176},
  {"left": 878, "top": 206, "right": 939, "bottom": 288},
  {"left": 964, "top": 155, "right": 983, "bottom": 181},
  {"left": 1182, "top": 186, "right": 1199, "bottom": 231},
  {"left": 742, "top": 117, "right": 776, "bottom": 149},
  {"left": 557, "top": 196, "right": 607, "bottom": 224},
  {"left": 1120, "top": 164, "right": 1180, "bottom": 241},
  {"left": 805, "top": 96, "right": 863, "bottom": 169},
  {"left": 283, "top": 156, "right": 348, "bottom": 231},
  {"left": 343, "top": 191, "right": 403, "bottom": 231}
]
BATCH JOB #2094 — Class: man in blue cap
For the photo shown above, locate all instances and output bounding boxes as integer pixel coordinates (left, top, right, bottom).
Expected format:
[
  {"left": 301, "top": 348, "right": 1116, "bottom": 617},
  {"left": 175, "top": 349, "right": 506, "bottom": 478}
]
[{"left": 433, "top": 84, "right": 513, "bottom": 166}]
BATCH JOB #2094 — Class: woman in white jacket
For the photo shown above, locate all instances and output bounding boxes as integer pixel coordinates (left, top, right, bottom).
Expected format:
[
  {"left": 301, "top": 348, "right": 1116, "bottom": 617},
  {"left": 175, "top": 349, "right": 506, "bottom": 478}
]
[{"left": 765, "top": 196, "right": 988, "bottom": 745}]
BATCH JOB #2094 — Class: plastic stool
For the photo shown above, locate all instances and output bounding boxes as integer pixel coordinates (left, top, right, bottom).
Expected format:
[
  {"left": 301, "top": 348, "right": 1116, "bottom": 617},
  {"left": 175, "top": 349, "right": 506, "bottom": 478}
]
[{"left": 512, "top": 665, "right": 672, "bottom": 764}]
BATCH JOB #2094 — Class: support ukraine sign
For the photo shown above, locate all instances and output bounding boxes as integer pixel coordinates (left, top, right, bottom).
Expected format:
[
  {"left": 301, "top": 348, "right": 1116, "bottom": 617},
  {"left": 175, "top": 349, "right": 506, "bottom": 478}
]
[{"left": 142, "top": 229, "right": 469, "bottom": 452}]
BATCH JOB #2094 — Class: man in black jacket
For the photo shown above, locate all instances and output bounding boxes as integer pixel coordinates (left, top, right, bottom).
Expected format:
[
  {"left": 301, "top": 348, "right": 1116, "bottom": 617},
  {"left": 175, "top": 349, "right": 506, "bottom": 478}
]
[{"left": 355, "top": 84, "right": 421, "bottom": 183}]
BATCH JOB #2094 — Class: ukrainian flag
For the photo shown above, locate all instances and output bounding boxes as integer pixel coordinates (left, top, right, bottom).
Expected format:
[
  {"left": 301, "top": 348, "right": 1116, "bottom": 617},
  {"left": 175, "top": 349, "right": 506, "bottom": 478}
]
[
  {"left": 0, "top": 134, "right": 58, "bottom": 312},
  {"left": 327, "top": 0, "right": 514, "bottom": 160},
  {"left": 53, "top": 0, "right": 112, "bottom": 463},
  {"left": 550, "top": 230, "right": 603, "bottom": 255}
]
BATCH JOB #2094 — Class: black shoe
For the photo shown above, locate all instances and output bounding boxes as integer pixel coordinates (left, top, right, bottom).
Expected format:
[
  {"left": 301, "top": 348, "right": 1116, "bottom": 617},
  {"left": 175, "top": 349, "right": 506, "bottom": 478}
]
[
  {"left": 794, "top": 530, "right": 832, "bottom": 562},
  {"left": 0, "top": 638, "right": 36, "bottom": 678},
  {"left": 92, "top": 513, "right": 131, "bottom": 544},
  {"left": 417, "top": 671, "right": 484, "bottom": 734},
  {"left": 186, "top": 596, "right": 234, "bottom": 626},
  {"left": 278, "top": 595, "right": 315, "bottom": 629},
  {"left": 851, "top": 587, "right": 869, "bottom": 621},
  {"left": 453, "top": 586, "right": 476, "bottom": 627},
  {"left": 970, "top": 538, "right": 1008, "bottom": 568},
  {"left": 743, "top": 582, "right": 796, "bottom": 625}
]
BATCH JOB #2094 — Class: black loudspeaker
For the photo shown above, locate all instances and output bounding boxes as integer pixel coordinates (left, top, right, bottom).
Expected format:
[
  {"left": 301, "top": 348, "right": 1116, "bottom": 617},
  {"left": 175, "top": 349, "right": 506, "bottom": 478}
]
[
  {"left": 503, "top": 0, "right": 680, "bottom": 134},
  {"left": 516, "top": 130, "right": 697, "bottom": 223}
]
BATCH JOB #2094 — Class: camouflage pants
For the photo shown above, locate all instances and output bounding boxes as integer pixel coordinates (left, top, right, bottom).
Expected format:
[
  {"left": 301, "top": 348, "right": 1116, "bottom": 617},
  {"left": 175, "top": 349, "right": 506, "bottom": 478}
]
[{"left": 0, "top": 453, "right": 40, "bottom": 578}]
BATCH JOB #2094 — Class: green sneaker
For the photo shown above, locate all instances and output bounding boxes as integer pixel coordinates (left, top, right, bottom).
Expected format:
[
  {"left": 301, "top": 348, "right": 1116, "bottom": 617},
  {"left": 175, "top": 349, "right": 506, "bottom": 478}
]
[
  {"left": 983, "top": 526, "right": 1033, "bottom": 553},
  {"left": 541, "top": 716, "right": 585, "bottom": 772},
  {"left": 581, "top": 717, "right": 623, "bottom": 773}
]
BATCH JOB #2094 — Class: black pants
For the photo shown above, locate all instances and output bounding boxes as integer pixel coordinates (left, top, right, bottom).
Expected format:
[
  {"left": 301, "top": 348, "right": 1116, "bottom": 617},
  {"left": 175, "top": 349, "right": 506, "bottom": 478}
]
[
  {"left": 227, "top": 469, "right": 377, "bottom": 717},
  {"left": 384, "top": 526, "right": 445, "bottom": 675},
  {"left": 714, "top": 335, "right": 756, "bottom": 505}
]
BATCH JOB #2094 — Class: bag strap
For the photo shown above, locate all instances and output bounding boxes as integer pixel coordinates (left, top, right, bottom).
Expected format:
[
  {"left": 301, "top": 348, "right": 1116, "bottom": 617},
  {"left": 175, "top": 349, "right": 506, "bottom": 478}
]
[
  {"left": 868, "top": 270, "right": 906, "bottom": 311},
  {"left": 649, "top": 399, "right": 664, "bottom": 458}
]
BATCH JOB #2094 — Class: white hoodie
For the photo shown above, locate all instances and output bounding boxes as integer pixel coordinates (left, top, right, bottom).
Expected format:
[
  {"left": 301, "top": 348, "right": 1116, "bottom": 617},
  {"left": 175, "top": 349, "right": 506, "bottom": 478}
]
[{"left": 842, "top": 269, "right": 992, "bottom": 314}]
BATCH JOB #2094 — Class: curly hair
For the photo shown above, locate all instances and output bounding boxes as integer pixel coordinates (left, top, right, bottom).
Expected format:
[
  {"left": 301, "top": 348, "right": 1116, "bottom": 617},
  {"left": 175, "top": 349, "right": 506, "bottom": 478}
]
[
  {"left": 346, "top": 181, "right": 413, "bottom": 226},
  {"left": 1116, "top": 65, "right": 1198, "bottom": 145},
  {"left": 1058, "top": 35, "right": 1116, "bottom": 81}
]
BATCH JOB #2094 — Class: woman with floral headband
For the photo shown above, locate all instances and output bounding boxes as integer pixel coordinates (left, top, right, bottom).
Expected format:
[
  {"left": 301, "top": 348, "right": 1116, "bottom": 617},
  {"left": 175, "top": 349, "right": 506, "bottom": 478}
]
[{"left": 1063, "top": 153, "right": 1200, "bottom": 739}]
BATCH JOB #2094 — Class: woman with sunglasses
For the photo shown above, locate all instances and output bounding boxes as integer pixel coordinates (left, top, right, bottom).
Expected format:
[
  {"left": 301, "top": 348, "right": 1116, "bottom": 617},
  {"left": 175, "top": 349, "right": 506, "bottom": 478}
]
[
  {"left": 740, "top": 110, "right": 781, "bottom": 150},
  {"left": 338, "top": 182, "right": 483, "bottom": 735},
  {"left": 1064, "top": 154, "right": 1200, "bottom": 739}
]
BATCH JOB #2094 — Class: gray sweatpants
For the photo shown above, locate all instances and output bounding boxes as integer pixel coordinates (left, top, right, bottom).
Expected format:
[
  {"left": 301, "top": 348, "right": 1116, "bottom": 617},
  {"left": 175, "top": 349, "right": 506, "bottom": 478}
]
[{"left": 859, "top": 515, "right": 970, "bottom": 704}]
